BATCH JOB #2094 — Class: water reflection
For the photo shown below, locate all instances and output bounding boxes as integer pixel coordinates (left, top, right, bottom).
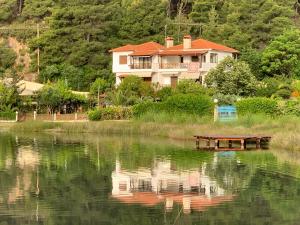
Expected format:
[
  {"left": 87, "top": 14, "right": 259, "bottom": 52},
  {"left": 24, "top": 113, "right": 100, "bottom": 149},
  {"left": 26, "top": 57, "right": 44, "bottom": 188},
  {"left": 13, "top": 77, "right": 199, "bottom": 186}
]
[
  {"left": 0, "top": 134, "right": 299, "bottom": 225},
  {"left": 112, "top": 155, "right": 234, "bottom": 213}
]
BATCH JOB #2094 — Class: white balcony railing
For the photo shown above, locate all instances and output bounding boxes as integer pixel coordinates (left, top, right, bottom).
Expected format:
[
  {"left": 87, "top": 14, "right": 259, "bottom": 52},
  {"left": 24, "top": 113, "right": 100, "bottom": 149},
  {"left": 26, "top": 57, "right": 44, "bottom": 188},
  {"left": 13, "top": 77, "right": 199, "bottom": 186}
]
[
  {"left": 129, "top": 63, "right": 152, "bottom": 69},
  {"left": 159, "top": 62, "right": 201, "bottom": 72},
  {"left": 129, "top": 62, "right": 202, "bottom": 72}
]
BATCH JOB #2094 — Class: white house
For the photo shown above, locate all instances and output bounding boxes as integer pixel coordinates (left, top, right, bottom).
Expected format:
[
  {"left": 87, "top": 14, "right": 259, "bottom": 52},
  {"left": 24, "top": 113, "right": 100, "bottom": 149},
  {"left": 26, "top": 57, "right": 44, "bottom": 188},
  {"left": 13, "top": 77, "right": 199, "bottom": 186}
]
[{"left": 110, "top": 35, "right": 239, "bottom": 87}]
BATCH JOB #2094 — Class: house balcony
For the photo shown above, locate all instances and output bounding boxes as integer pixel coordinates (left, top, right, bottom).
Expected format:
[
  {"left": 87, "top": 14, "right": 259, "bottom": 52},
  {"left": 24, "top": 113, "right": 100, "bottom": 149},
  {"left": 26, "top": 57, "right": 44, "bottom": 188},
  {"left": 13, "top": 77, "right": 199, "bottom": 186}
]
[
  {"left": 159, "top": 63, "right": 187, "bottom": 69},
  {"left": 128, "top": 62, "right": 209, "bottom": 73},
  {"left": 129, "top": 63, "right": 152, "bottom": 70},
  {"left": 158, "top": 62, "right": 202, "bottom": 73}
]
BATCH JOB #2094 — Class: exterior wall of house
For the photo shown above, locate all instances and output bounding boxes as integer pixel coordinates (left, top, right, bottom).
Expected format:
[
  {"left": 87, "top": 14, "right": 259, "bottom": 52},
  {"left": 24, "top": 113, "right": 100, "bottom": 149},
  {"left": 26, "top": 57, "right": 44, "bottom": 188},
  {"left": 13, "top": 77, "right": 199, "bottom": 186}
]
[
  {"left": 201, "top": 50, "right": 233, "bottom": 72},
  {"left": 112, "top": 50, "right": 234, "bottom": 87},
  {"left": 112, "top": 51, "right": 133, "bottom": 73}
]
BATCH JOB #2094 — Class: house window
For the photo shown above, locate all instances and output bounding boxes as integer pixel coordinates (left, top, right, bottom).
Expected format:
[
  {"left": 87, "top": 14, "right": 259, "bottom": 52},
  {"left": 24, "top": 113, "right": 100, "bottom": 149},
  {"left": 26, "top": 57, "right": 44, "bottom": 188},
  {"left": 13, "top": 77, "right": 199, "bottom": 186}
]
[
  {"left": 132, "top": 57, "right": 152, "bottom": 69},
  {"left": 192, "top": 56, "right": 199, "bottom": 62},
  {"left": 202, "top": 55, "right": 206, "bottom": 63},
  {"left": 210, "top": 53, "right": 218, "bottom": 63},
  {"left": 119, "top": 55, "right": 128, "bottom": 65}
]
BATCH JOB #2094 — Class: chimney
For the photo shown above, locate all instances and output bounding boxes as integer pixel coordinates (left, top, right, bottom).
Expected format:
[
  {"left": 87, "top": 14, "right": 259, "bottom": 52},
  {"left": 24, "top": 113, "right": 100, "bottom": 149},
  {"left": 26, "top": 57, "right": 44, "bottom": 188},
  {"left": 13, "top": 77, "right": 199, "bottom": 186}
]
[
  {"left": 183, "top": 35, "right": 192, "bottom": 49},
  {"left": 166, "top": 36, "right": 174, "bottom": 48}
]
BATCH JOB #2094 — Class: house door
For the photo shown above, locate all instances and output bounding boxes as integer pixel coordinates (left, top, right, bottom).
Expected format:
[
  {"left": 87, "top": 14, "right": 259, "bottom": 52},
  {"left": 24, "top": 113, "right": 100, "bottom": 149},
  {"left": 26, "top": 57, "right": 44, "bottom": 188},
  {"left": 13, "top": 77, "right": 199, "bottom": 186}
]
[
  {"left": 171, "top": 76, "right": 178, "bottom": 88},
  {"left": 143, "top": 77, "right": 152, "bottom": 85}
]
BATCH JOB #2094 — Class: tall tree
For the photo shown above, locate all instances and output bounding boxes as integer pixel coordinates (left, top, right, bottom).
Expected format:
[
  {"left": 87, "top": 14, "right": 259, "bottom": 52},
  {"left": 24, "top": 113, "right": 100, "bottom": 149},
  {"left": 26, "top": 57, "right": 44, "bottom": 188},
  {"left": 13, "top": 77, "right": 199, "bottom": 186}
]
[{"left": 261, "top": 29, "right": 300, "bottom": 78}]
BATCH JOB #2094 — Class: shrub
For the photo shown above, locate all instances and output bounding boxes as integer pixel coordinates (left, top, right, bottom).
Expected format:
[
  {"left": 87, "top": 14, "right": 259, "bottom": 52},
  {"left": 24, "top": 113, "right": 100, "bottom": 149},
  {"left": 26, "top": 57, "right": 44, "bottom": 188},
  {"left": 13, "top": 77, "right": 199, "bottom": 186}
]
[
  {"left": 213, "top": 93, "right": 239, "bottom": 105},
  {"left": 156, "top": 87, "right": 173, "bottom": 101},
  {"left": 273, "top": 84, "right": 292, "bottom": 99},
  {"left": 0, "top": 110, "right": 15, "bottom": 120},
  {"left": 175, "top": 80, "right": 208, "bottom": 95},
  {"left": 88, "top": 106, "right": 132, "bottom": 121},
  {"left": 280, "top": 100, "right": 300, "bottom": 116},
  {"left": 164, "top": 94, "right": 214, "bottom": 115},
  {"left": 132, "top": 101, "right": 163, "bottom": 118},
  {"left": 255, "top": 78, "right": 281, "bottom": 97},
  {"left": 236, "top": 97, "right": 279, "bottom": 115}
]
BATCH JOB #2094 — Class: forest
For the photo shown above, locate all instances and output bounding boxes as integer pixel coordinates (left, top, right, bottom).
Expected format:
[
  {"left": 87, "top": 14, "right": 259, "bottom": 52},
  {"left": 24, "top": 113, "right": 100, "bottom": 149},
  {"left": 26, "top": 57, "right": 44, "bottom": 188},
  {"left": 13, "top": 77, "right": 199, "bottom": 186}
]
[{"left": 0, "top": 0, "right": 300, "bottom": 91}]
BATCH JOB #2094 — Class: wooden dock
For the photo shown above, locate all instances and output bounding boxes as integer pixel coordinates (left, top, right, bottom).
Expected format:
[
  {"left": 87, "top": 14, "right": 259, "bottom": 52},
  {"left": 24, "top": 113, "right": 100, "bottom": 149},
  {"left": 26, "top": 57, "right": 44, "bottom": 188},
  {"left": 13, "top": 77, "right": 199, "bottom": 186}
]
[{"left": 194, "top": 135, "right": 271, "bottom": 151}]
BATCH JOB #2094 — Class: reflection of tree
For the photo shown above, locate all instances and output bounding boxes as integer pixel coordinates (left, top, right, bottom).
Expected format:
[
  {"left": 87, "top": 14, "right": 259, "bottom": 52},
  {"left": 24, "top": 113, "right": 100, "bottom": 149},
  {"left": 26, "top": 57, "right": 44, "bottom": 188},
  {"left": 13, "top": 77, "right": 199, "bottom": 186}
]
[
  {"left": 0, "top": 134, "right": 299, "bottom": 225},
  {"left": 204, "top": 154, "right": 254, "bottom": 192}
]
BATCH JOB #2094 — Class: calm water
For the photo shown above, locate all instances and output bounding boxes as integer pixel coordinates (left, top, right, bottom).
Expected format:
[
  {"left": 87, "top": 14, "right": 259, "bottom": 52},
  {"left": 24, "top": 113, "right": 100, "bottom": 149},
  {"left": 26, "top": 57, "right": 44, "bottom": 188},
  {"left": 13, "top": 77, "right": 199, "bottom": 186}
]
[{"left": 0, "top": 133, "right": 300, "bottom": 225}]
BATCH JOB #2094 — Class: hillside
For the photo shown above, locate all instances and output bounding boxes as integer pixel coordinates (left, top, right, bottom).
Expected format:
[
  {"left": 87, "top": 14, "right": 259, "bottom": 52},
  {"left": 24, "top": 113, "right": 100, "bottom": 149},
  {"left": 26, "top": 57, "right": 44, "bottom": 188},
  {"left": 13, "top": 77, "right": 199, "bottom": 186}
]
[{"left": 0, "top": 0, "right": 299, "bottom": 90}]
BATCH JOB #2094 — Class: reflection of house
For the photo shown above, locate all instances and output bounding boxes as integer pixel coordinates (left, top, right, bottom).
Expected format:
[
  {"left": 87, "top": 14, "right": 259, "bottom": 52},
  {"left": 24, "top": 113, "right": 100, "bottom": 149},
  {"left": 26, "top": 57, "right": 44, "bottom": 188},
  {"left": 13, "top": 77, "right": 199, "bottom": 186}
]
[
  {"left": 112, "top": 159, "right": 233, "bottom": 214},
  {"left": 110, "top": 36, "right": 238, "bottom": 87}
]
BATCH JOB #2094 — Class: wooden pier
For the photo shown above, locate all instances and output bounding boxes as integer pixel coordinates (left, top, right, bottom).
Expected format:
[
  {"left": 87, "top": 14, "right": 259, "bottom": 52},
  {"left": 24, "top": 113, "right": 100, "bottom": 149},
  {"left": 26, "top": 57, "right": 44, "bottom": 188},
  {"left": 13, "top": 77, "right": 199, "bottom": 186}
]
[{"left": 194, "top": 135, "right": 271, "bottom": 151}]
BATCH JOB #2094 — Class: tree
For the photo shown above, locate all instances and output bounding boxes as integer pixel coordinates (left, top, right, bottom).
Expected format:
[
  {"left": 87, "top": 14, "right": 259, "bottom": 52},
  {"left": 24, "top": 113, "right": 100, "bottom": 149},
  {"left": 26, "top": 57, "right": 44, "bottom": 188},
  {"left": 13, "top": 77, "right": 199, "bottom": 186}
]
[
  {"left": 90, "top": 78, "right": 110, "bottom": 96},
  {"left": 0, "top": 70, "right": 23, "bottom": 111},
  {"left": 36, "top": 80, "right": 86, "bottom": 114},
  {"left": 189, "top": 0, "right": 218, "bottom": 24},
  {"left": 239, "top": 48, "right": 263, "bottom": 79},
  {"left": 0, "top": 0, "right": 17, "bottom": 22},
  {"left": 205, "top": 57, "right": 257, "bottom": 96},
  {"left": 0, "top": 42, "right": 17, "bottom": 76},
  {"left": 261, "top": 29, "right": 300, "bottom": 78}
]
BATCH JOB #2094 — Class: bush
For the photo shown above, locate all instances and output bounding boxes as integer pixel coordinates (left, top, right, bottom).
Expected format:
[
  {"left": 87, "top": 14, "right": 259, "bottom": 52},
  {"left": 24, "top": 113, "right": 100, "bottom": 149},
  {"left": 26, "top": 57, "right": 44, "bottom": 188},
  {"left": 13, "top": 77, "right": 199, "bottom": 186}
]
[
  {"left": 255, "top": 78, "right": 281, "bottom": 97},
  {"left": 0, "top": 110, "right": 15, "bottom": 120},
  {"left": 156, "top": 87, "right": 173, "bottom": 101},
  {"left": 88, "top": 106, "right": 132, "bottom": 121},
  {"left": 175, "top": 80, "right": 208, "bottom": 95},
  {"left": 164, "top": 94, "right": 214, "bottom": 115},
  {"left": 280, "top": 100, "right": 300, "bottom": 116},
  {"left": 236, "top": 97, "right": 279, "bottom": 115},
  {"left": 213, "top": 93, "right": 239, "bottom": 105},
  {"left": 132, "top": 101, "right": 163, "bottom": 118},
  {"left": 273, "top": 84, "right": 292, "bottom": 99}
]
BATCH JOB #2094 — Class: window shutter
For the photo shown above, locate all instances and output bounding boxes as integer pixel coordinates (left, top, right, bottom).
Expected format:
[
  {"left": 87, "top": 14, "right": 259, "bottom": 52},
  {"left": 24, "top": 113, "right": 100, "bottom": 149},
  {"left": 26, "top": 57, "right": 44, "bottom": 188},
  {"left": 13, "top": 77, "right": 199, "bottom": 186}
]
[{"left": 119, "top": 55, "right": 127, "bottom": 65}]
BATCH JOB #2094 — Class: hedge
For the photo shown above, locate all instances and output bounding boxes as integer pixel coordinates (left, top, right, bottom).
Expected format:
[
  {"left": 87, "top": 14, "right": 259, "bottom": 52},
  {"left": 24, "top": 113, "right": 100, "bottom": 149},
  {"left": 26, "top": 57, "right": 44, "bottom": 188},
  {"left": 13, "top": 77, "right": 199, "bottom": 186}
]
[
  {"left": 88, "top": 106, "right": 132, "bottom": 121},
  {"left": 0, "top": 111, "right": 16, "bottom": 120},
  {"left": 236, "top": 97, "right": 279, "bottom": 115},
  {"left": 133, "top": 94, "right": 214, "bottom": 117}
]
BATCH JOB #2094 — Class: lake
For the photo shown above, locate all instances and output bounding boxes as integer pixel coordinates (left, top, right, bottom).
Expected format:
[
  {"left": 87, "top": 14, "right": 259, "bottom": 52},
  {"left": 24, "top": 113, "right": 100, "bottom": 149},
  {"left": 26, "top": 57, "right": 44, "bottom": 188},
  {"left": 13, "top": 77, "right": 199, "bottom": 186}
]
[{"left": 0, "top": 132, "right": 299, "bottom": 225}]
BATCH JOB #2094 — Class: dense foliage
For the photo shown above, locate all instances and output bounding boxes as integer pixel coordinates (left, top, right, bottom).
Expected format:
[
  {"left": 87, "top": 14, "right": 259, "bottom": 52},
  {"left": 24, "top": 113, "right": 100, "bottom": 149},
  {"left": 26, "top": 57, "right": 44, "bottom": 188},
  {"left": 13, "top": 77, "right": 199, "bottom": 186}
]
[
  {"left": 0, "top": 0, "right": 300, "bottom": 89},
  {"left": 132, "top": 93, "right": 213, "bottom": 119},
  {"left": 88, "top": 106, "right": 132, "bottom": 121},
  {"left": 236, "top": 97, "right": 279, "bottom": 115},
  {"left": 36, "top": 81, "right": 87, "bottom": 114},
  {"left": 205, "top": 57, "right": 257, "bottom": 96}
]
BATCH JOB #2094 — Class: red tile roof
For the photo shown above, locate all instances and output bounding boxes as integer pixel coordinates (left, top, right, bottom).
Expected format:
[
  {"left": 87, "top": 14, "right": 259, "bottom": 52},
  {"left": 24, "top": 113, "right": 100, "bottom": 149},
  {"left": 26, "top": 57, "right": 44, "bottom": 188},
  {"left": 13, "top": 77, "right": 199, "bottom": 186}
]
[
  {"left": 110, "top": 42, "right": 165, "bottom": 55},
  {"left": 110, "top": 38, "right": 238, "bottom": 56},
  {"left": 164, "top": 38, "right": 238, "bottom": 53}
]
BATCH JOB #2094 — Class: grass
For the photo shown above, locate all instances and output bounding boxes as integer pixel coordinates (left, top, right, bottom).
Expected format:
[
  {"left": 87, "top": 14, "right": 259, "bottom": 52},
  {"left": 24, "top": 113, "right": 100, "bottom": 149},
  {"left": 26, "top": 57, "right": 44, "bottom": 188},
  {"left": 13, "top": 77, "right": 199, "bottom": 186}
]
[{"left": 5, "top": 112, "right": 300, "bottom": 151}]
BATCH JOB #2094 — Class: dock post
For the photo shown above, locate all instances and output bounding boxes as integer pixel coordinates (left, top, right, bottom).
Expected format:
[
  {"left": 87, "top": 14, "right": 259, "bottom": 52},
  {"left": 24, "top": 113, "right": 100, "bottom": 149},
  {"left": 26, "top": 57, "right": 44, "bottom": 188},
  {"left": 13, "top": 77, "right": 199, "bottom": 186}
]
[
  {"left": 196, "top": 137, "right": 200, "bottom": 150},
  {"left": 256, "top": 138, "right": 261, "bottom": 149},
  {"left": 214, "top": 140, "right": 219, "bottom": 150},
  {"left": 229, "top": 140, "right": 233, "bottom": 148},
  {"left": 206, "top": 139, "right": 210, "bottom": 149},
  {"left": 241, "top": 139, "right": 245, "bottom": 150}
]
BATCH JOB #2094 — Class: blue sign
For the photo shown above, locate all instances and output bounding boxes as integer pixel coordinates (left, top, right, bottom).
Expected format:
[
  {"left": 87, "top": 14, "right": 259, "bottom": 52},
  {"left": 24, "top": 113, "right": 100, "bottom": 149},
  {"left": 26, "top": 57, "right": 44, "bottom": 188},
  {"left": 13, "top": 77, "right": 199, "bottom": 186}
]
[{"left": 217, "top": 106, "right": 237, "bottom": 122}]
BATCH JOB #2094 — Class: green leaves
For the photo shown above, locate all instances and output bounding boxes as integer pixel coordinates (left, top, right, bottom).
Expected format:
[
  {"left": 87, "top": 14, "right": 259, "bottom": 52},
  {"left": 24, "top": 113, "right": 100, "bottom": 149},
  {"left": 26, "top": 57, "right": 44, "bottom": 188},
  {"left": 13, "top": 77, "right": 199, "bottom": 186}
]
[
  {"left": 205, "top": 57, "right": 257, "bottom": 96},
  {"left": 261, "top": 29, "right": 300, "bottom": 78},
  {"left": 236, "top": 97, "right": 279, "bottom": 115},
  {"left": 36, "top": 80, "right": 87, "bottom": 113}
]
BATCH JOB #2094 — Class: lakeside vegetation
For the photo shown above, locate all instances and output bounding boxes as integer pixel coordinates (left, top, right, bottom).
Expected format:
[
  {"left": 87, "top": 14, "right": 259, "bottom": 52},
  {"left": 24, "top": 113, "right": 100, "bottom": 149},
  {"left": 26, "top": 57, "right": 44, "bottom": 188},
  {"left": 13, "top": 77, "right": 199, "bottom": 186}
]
[{"left": 5, "top": 114, "right": 300, "bottom": 151}]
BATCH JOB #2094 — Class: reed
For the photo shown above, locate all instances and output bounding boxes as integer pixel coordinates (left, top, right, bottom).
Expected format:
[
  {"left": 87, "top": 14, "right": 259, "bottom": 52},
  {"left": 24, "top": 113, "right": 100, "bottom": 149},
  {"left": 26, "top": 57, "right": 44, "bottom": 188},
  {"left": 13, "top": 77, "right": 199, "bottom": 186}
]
[{"left": 7, "top": 114, "right": 300, "bottom": 151}]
